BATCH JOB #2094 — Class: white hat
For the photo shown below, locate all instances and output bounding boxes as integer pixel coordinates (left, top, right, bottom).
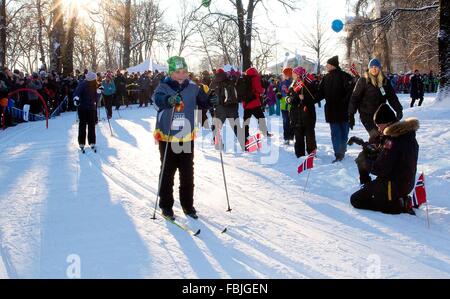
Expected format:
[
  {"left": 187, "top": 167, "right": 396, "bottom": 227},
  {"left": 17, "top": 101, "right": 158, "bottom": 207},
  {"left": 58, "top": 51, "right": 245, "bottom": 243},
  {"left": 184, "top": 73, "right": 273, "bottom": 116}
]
[{"left": 85, "top": 71, "right": 97, "bottom": 81}]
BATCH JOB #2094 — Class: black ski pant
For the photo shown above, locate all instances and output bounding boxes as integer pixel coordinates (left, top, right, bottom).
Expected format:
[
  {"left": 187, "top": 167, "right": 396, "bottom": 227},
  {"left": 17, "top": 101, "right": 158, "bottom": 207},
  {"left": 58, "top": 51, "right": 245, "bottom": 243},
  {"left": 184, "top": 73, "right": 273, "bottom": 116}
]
[
  {"left": 213, "top": 104, "right": 243, "bottom": 148},
  {"left": 139, "top": 90, "right": 150, "bottom": 107},
  {"left": 350, "top": 178, "right": 403, "bottom": 214},
  {"left": 78, "top": 109, "right": 97, "bottom": 146},
  {"left": 103, "top": 94, "right": 113, "bottom": 119},
  {"left": 410, "top": 97, "right": 424, "bottom": 107},
  {"left": 294, "top": 125, "right": 317, "bottom": 158},
  {"left": 243, "top": 107, "right": 269, "bottom": 143},
  {"left": 158, "top": 141, "right": 195, "bottom": 211}
]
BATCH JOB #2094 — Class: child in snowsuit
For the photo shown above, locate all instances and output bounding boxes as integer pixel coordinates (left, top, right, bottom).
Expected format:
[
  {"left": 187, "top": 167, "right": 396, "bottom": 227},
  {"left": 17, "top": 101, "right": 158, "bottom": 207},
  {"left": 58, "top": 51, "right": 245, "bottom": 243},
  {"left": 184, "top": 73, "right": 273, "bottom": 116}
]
[{"left": 153, "top": 56, "right": 218, "bottom": 220}]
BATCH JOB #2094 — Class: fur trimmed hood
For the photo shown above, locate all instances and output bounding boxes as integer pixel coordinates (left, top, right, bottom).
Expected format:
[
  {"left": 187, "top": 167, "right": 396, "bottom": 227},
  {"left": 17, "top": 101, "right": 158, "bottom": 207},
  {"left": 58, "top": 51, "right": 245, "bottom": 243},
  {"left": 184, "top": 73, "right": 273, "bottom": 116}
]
[{"left": 384, "top": 118, "right": 420, "bottom": 137}]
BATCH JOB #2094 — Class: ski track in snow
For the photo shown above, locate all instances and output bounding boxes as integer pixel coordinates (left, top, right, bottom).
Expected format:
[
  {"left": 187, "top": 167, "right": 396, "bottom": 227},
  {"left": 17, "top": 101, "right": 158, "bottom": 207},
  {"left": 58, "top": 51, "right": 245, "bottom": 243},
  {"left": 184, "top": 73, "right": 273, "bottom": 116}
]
[{"left": 1, "top": 94, "right": 450, "bottom": 278}]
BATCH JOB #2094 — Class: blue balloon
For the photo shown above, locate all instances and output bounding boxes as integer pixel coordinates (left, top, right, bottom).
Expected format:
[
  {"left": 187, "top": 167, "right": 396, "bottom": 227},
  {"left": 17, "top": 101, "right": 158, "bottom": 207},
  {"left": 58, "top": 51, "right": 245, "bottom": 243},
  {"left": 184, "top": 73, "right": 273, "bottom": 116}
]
[{"left": 332, "top": 19, "right": 344, "bottom": 33}]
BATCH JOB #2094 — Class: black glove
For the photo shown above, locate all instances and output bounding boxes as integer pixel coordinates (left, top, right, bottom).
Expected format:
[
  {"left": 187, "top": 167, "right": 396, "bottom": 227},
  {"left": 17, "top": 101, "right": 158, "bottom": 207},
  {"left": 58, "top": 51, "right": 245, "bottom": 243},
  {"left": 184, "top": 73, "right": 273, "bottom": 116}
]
[
  {"left": 396, "top": 110, "right": 403, "bottom": 121},
  {"left": 349, "top": 114, "right": 355, "bottom": 130}
]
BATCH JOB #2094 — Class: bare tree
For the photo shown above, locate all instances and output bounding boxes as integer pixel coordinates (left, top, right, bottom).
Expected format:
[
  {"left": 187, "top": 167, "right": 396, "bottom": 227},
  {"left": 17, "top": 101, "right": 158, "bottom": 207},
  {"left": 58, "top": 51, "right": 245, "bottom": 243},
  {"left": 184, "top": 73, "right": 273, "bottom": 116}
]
[
  {"left": 122, "top": 0, "right": 131, "bottom": 68},
  {"left": 49, "top": 0, "right": 64, "bottom": 72},
  {"left": 35, "top": 0, "right": 47, "bottom": 71},
  {"left": 62, "top": 2, "right": 77, "bottom": 75},
  {"left": 298, "top": 6, "right": 333, "bottom": 74},
  {"left": 1, "top": 0, "right": 6, "bottom": 68},
  {"left": 203, "top": 0, "right": 299, "bottom": 71},
  {"left": 176, "top": 0, "right": 200, "bottom": 56}
]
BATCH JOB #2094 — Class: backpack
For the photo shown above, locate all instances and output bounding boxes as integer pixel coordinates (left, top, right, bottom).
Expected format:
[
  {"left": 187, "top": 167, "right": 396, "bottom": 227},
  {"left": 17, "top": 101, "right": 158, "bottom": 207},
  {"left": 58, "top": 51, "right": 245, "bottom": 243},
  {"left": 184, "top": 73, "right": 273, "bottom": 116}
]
[
  {"left": 221, "top": 79, "right": 239, "bottom": 106},
  {"left": 235, "top": 75, "right": 255, "bottom": 103}
]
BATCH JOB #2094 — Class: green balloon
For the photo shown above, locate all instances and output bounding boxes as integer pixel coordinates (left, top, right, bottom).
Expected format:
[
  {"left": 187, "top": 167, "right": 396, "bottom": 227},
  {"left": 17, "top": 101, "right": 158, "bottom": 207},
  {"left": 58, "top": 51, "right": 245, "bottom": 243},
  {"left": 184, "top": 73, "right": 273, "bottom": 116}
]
[{"left": 202, "top": 0, "right": 211, "bottom": 7}]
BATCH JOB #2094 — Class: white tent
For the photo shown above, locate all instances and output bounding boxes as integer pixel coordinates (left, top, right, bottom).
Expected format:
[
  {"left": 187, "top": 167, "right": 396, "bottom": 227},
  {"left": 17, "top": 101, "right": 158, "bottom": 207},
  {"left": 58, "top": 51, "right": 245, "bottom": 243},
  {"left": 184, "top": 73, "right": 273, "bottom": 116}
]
[{"left": 126, "top": 58, "right": 168, "bottom": 73}]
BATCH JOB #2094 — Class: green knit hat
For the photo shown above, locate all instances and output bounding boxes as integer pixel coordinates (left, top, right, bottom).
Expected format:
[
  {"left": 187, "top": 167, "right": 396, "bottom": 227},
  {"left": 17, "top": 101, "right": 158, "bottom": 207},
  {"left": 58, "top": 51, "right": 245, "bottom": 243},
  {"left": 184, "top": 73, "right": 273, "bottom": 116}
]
[{"left": 168, "top": 56, "right": 188, "bottom": 74}]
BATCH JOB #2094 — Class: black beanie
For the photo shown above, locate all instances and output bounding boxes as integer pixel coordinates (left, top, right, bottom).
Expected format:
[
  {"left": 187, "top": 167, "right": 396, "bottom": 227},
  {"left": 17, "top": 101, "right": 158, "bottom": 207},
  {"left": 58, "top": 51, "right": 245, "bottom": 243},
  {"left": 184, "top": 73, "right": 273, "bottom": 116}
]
[
  {"left": 374, "top": 104, "right": 397, "bottom": 124},
  {"left": 327, "top": 56, "right": 339, "bottom": 68}
]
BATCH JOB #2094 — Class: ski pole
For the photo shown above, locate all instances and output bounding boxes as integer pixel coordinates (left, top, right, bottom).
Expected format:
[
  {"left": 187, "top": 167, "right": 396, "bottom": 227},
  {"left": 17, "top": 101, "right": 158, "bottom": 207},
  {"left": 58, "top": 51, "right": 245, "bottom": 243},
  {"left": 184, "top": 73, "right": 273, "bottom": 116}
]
[
  {"left": 152, "top": 106, "right": 176, "bottom": 220},
  {"left": 214, "top": 107, "right": 232, "bottom": 213},
  {"left": 103, "top": 95, "right": 114, "bottom": 136}
]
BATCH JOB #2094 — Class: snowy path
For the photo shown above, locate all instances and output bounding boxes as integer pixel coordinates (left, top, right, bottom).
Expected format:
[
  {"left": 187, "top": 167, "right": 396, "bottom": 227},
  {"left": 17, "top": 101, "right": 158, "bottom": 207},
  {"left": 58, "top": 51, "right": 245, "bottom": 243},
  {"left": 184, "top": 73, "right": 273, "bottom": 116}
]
[{"left": 1, "top": 94, "right": 449, "bottom": 278}]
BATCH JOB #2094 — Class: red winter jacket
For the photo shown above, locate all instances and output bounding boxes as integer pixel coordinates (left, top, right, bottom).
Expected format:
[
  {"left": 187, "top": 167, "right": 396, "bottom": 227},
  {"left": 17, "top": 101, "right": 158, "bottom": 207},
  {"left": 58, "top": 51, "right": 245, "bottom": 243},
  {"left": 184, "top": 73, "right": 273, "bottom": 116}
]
[{"left": 243, "top": 67, "right": 264, "bottom": 110}]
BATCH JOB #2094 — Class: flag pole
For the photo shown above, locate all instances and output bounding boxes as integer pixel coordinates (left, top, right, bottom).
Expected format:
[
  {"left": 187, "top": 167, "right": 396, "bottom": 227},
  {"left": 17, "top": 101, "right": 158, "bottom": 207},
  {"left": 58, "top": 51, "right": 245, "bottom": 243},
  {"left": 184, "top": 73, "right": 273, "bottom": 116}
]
[
  {"left": 425, "top": 202, "right": 430, "bottom": 229},
  {"left": 303, "top": 169, "right": 311, "bottom": 195}
]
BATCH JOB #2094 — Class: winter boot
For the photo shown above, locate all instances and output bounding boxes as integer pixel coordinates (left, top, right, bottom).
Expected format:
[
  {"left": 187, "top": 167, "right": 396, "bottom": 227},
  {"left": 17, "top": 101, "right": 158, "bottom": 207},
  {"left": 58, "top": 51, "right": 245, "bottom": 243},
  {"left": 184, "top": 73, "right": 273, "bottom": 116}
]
[
  {"left": 161, "top": 207, "right": 175, "bottom": 220},
  {"left": 183, "top": 207, "right": 198, "bottom": 219}
]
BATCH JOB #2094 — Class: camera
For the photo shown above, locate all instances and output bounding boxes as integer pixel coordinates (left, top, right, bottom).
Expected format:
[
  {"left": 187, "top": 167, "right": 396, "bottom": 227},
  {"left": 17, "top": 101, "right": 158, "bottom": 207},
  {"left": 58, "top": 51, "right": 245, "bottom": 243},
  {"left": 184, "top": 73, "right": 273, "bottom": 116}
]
[{"left": 348, "top": 136, "right": 379, "bottom": 159}]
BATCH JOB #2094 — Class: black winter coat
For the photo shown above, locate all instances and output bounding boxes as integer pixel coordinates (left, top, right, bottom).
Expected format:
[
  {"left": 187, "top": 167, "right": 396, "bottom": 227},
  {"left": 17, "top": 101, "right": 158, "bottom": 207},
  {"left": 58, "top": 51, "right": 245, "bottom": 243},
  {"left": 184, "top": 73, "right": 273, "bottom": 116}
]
[
  {"left": 318, "top": 68, "right": 354, "bottom": 123},
  {"left": 114, "top": 75, "right": 127, "bottom": 95},
  {"left": 410, "top": 74, "right": 424, "bottom": 99},
  {"left": 289, "top": 81, "right": 319, "bottom": 128},
  {"left": 371, "top": 118, "right": 420, "bottom": 197},
  {"left": 349, "top": 73, "right": 402, "bottom": 120}
]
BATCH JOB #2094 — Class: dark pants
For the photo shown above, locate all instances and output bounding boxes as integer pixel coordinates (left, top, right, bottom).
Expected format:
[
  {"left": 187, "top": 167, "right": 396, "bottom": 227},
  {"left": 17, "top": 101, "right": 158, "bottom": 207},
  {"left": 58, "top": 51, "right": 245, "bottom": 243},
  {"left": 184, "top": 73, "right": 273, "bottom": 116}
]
[
  {"left": 281, "top": 110, "right": 294, "bottom": 141},
  {"left": 139, "top": 90, "right": 150, "bottom": 107},
  {"left": 78, "top": 109, "right": 97, "bottom": 146},
  {"left": 410, "top": 97, "right": 424, "bottom": 107},
  {"left": 115, "top": 93, "right": 127, "bottom": 109},
  {"left": 158, "top": 141, "right": 195, "bottom": 211},
  {"left": 329, "top": 122, "right": 349, "bottom": 158},
  {"left": 243, "top": 107, "right": 269, "bottom": 142},
  {"left": 294, "top": 125, "right": 317, "bottom": 158},
  {"left": 355, "top": 151, "right": 373, "bottom": 185},
  {"left": 213, "top": 104, "right": 243, "bottom": 148},
  {"left": 350, "top": 178, "right": 404, "bottom": 214},
  {"left": 103, "top": 94, "right": 113, "bottom": 119}
]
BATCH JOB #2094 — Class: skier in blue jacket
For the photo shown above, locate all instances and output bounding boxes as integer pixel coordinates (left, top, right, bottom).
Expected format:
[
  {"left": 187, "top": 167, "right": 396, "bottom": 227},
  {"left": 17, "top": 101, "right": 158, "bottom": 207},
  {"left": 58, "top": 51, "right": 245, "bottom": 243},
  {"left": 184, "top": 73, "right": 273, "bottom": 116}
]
[{"left": 153, "top": 56, "right": 218, "bottom": 220}]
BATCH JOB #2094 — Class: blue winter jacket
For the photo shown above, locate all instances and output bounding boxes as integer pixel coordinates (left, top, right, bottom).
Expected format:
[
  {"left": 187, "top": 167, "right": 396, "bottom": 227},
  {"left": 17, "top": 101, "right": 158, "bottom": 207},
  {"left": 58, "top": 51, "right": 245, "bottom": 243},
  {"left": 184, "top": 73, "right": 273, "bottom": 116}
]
[
  {"left": 73, "top": 80, "right": 98, "bottom": 111},
  {"left": 153, "top": 77, "right": 211, "bottom": 142}
]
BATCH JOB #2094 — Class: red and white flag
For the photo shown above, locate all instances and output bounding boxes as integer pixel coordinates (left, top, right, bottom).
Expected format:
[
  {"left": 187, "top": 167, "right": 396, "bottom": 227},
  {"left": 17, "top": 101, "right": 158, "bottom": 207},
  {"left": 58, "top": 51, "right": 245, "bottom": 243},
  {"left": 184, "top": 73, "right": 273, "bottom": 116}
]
[
  {"left": 302, "top": 72, "right": 316, "bottom": 84},
  {"left": 245, "top": 133, "right": 263, "bottom": 153},
  {"left": 412, "top": 172, "right": 427, "bottom": 208},
  {"left": 297, "top": 151, "right": 315, "bottom": 174},
  {"left": 350, "top": 63, "right": 359, "bottom": 77}
]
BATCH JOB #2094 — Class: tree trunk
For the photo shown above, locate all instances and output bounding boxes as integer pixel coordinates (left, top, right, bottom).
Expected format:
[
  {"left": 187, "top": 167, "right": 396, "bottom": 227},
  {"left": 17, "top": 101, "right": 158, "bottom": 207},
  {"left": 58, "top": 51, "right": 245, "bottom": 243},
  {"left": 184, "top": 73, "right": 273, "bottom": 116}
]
[
  {"left": 236, "top": 0, "right": 253, "bottom": 71},
  {"left": 0, "top": 0, "right": 6, "bottom": 68},
  {"left": 63, "top": 10, "right": 77, "bottom": 76},
  {"left": 122, "top": 0, "right": 132, "bottom": 68},
  {"left": 50, "top": 0, "right": 64, "bottom": 73},
  {"left": 438, "top": 0, "right": 449, "bottom": 97},
  {"left": 36, "top": 0, "right": 47, "bottom": 71}
]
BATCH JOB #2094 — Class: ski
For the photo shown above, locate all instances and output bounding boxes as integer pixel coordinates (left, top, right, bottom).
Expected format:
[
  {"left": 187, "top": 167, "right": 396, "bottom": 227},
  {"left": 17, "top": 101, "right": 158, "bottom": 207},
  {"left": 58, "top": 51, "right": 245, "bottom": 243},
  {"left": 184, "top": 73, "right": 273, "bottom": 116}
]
[
  {"left": 173, "top": 208, "right": 228, "bottom": 234},
  {"left": 161, "top": 213, "right": 201, "bottom": 236}
]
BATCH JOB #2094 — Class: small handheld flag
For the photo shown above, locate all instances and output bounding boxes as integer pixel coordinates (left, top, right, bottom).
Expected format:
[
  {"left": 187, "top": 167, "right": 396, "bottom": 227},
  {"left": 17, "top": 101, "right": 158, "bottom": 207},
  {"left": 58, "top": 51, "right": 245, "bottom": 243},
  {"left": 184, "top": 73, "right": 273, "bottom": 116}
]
[
  {"left": 350, "top": 63, "right": 359, "bottom": 77},
  {"left": 245, "top": 133, "right": 262, "bottom": 153},
  {"left": 298, "top": 152, "right": 315, "bottom": 174},
  {"left": 412, "top": 172, "right": 427, "bottom": 208}
]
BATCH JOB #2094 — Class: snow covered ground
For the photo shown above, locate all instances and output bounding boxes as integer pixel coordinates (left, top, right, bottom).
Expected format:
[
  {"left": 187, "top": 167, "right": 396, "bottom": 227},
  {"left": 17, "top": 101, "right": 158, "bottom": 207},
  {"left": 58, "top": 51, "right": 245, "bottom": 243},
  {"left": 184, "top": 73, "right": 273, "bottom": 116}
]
[{"left": 1, "top": 93, "right": 449, "bottom": 279}]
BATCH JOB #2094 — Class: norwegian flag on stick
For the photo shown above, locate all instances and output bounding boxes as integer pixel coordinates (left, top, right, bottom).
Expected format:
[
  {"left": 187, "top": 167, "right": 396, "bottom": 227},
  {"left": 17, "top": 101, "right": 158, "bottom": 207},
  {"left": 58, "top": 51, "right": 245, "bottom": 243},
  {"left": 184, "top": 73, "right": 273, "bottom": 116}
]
[
  {"left": 245, "top": 133, "right": 263, "bottom": 153},
  {"left": 412, "top": 172, "right": 430, "bottom": 228},
  {"left": 412, "top": 172, "right": 427, "bottom": 208},
  {"left": 302, "top": 72, "right": 316, "bottom": 84},
  {"left": 350, "top": 63, "right": 359, "bottom": 77},
  {"left": 297, "top": 151, "right": 316, "bottom": 174}
]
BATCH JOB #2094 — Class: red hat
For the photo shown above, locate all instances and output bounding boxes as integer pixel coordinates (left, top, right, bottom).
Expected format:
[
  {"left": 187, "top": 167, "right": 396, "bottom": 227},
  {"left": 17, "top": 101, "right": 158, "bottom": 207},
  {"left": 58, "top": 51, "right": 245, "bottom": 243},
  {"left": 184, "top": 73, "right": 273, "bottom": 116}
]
[
  {"left": 282, "top": 67, "right": 293, "bottom": 77},
  {"left": 216, "top": 68, "right": 225, "bottom": 74}
]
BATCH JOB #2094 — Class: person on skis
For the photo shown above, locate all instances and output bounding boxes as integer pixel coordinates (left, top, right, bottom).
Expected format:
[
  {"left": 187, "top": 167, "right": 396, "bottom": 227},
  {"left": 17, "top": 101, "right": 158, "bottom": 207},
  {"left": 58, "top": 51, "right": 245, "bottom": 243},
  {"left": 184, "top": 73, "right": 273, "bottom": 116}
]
[
  {"left": 73, "top": 71, "right": 98, "bottom": 152},
  {"left": 153, "top": 56, "right": 219, "bottom": 220}
]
